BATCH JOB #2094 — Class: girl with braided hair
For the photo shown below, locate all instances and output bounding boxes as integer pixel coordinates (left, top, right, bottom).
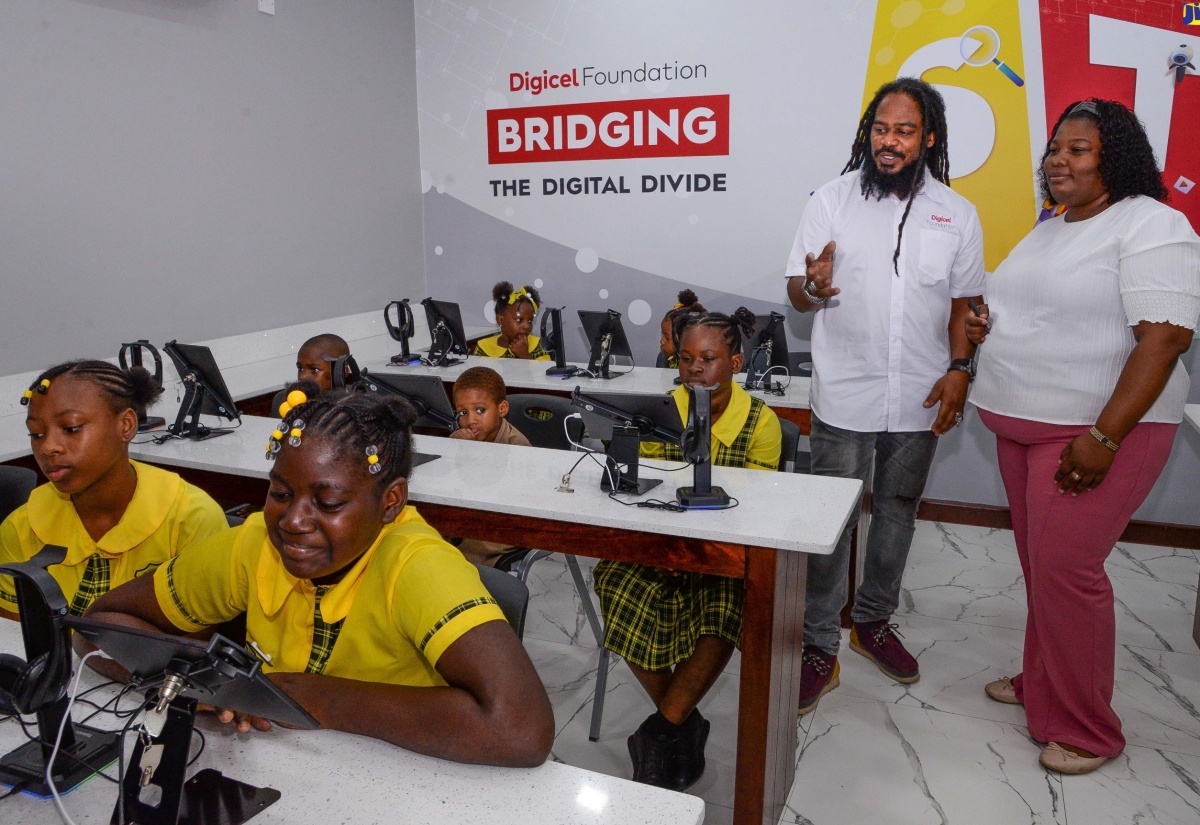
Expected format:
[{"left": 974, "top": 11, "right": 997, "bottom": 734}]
[
  {"left": 0, "top": 360, "right": 227, "bottom": 622},
  {"left": 87, "top": 390, "right": 554, "bottom": 767},
  {"left": 594, "top": 308, "right": 781, "bottom": 791},
  {"left": 656, "top": 289, "right": 707, "bottom": 369},
  {"left": 473, "top": 280, "right": 551, "bottom": 360}
]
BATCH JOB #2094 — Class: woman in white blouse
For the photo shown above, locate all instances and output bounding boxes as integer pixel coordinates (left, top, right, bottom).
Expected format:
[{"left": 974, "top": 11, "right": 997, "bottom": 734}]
[{"left": 966, "top": 99, "right": 1200, "bottom": 776}]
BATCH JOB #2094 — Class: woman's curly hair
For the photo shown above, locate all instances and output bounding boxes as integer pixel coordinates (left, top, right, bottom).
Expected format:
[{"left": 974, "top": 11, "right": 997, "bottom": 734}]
[{"left": 1039, "top": 98, "right": 1168, "bottom": 205}]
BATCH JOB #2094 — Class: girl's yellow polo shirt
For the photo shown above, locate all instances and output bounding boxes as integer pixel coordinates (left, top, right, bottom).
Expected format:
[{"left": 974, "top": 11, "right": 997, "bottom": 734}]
[
  {"left": 640, "top": 383, "right": 782, "bottom": 471},
  {"left": 471, "top": 334, "right": 551, "bottom": 360},
  {"left": 153, "top": 508, "right": 506, "bottom": 687},
  {"left": 0, "top": 461, "right": 227, "bottom": 616}
]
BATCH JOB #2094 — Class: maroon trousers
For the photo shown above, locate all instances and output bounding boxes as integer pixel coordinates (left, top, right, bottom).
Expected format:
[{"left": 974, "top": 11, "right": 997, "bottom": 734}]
[{"left": 979, "top": 409, "right": 1177, "bottom": 757}]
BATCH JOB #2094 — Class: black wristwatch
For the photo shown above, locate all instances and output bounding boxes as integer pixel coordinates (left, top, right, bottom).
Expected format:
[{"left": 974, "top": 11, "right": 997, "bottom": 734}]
[{"left": 948, "top": 358, "right": 975, "bottom": 382}]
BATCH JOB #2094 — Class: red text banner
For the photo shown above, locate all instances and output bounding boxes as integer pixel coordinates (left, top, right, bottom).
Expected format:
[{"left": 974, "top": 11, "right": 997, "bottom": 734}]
[{"left": 486, "top": 94, "right": 730, "bottom": 165}]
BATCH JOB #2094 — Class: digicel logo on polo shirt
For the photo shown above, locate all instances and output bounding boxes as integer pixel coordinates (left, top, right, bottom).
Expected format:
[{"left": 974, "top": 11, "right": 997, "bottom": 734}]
[{"left": 487, "top": 95, "right": 730, "bottom": 164}]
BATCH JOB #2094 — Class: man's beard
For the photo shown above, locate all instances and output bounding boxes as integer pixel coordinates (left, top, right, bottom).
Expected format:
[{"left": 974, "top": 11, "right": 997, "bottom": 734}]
[{"left": 860, "top": 149, "right": 925, "bottom": 200}]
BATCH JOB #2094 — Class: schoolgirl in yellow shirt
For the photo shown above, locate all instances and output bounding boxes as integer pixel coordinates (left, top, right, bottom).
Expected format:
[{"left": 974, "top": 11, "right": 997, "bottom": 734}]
[
  {"left": 87, "top": 390, "right": 554, "bottom": 767},
  {"left": 595, "top": 308, "right": 782, "bottom": 791},
  {"left": 0, "top": 360, "right": 226, "bottom": 621},
  {"left": 472, "top": 281, "right": 551, "bottom": 360}
]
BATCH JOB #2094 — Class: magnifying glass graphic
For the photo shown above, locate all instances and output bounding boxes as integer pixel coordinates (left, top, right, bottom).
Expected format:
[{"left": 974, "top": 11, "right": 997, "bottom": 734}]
[{"left": 959, "top": 25, "right": 1025, "bottom": 87}]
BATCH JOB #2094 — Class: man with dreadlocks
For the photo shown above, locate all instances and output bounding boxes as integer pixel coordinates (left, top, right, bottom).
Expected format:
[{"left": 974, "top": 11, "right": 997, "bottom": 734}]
[{"left": 784, "top": 77, "right": 985, "bottom": 714}]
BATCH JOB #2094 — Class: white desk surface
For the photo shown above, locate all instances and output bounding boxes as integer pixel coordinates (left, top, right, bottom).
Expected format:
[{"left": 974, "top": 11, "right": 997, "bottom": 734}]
[
  {"left": 119, "top": 416, "right": 854, "bottom": 555},
  {"left": 376, "top": 354, "right": 813, "bottom": 412},
  {"left": 1185, "top": 404, "right": 1200, "bottom": 436},
  {"left": 0, "top": 624, "right": 704, "bottom": 825}
]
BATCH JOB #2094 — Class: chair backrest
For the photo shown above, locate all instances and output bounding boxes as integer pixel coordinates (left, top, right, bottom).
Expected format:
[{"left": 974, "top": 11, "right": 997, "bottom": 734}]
[
  {"left": 474, "top": 562, "right": 529, "bottom": 639},
  {"left": 654, "top": 351, "right": 670, "bottom": 369},
  {"left": 795, "top": 434, "right": 811, "bottom": 475},
  {"left": 505, "top": 394, "right": 585, "bottom": 451},
  {"left": 0, "top": 466, "right": 38, "bottom": 523},
  {"left": 777, "top": 419, "right": 800, "bottom": 473},
  {"left": 788, "top": 351, "right": 813, "bottom": 377}
]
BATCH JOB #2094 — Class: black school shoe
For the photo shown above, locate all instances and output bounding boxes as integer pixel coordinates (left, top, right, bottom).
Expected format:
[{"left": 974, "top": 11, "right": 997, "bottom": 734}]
[
  {"left": 665, "top": 709, "right": 709, "bottom": 791},
  {"left": 627, "top": 710, "right": 710, "bottom": 792}
]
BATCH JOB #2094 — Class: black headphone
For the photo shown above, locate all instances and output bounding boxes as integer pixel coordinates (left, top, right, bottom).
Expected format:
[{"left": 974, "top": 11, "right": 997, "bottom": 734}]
[
  {"left": 385, "top": 300, "right": 415, "bottom": 342},
  {"left": 324, "top": 354, "right": 361, "bottom": 390},
  {"left": 118, "top": 340, "right": 164, "bottom": 387},
  {"left": 0, "top": 649, "right": 68, "bottom": 717},
  {"left": 677, "top": 385, "right": 713, "bottom": 465}
]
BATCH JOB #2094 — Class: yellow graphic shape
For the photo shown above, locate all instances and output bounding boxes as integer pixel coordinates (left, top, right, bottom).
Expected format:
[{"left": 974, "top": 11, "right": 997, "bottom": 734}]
[{"left": 863, "top": 0, "right": 1034, "bottom": 270}]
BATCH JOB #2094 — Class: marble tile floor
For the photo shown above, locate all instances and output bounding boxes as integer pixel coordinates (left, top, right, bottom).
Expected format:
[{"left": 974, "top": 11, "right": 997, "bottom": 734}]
[{"left": 521, "top": 522, "right": 1200, "bottom": 824}]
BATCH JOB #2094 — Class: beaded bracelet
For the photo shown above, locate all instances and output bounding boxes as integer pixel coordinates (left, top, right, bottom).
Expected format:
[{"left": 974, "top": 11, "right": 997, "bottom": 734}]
[{"left": 1090, "top": 426, "right": 1119, "bottom": 453}]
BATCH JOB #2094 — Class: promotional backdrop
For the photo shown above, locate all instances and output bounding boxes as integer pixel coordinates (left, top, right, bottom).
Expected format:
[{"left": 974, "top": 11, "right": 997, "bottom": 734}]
[{"left": 413, "top": 0, "right": 1200, "bottom": 521}]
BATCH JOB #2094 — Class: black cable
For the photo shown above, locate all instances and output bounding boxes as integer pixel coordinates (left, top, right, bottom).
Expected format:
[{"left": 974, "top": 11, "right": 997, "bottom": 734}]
[
  {"left": 16, "top": 716, "right": 121, "bottom": 784},
  {"left": 188, "top": 727, "right": 206, "bottom": 767},
  {"left": 0, "top": 781, "right": 28, "bottom": 801}
]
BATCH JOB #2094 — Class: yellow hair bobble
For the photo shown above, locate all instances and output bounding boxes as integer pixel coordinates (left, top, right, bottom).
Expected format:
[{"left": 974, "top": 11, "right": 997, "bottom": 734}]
[
  {"left": 286, "top": 390, "right": 308, "bottom": 407},
  {"left": 278, "top": 401, "right": 292, "bottom": 418},
  {"left": 506, "top": 285, "right": 538, "bottom": 314},
  {"left": 272, "top": 429, "right": 284, "bottom": 441},
  {"left": 288, "top": 427, "right": 303, "bottom": 447},
  {"left": 366, "top": 445, "right": 381, "bottom": 474},
  {"left": 20, "top": 378, "right": 51, "bottom": 406}
]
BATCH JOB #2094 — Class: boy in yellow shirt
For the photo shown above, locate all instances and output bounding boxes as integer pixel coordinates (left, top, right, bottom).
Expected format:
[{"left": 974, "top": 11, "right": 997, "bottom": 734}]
[
  {"left": 0, "top": 360, "right": 226, "bottom": 621},
  {"left": 87, "top": 390, "right": 553, "bottom": 767}
]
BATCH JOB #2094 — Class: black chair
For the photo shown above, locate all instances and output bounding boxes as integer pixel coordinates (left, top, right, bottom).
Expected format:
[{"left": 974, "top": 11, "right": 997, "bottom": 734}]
[
  {"left": 655, "top": 351, "right": 671, "bottom": 369},
  {"left": 778, "top": 419, "right": 800, "bottom": 473},
  {"left": 788, "top": 351, "right": 813, "bottom": 377},
  {"left": 505, "top": 394, "right": 586, "bottom": 451},
  {"left": 0, "top": 466, "right": 38, "bottom": 523},
  {"left": 474, "top": 563, "right": 530, "bottom": 639}
]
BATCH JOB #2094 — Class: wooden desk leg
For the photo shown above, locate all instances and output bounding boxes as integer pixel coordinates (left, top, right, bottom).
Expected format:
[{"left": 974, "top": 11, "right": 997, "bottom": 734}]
[{"left": 735, "top": 546, "right": 806, "bottom": 825}]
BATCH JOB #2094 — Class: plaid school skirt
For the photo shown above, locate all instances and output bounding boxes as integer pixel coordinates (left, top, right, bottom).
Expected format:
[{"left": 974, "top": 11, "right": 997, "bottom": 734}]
[{"left": 592, "top": 560, "right": 743, "bottom": 670}]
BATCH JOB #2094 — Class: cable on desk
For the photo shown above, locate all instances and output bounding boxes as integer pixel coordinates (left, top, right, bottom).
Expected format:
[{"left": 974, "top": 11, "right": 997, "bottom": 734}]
[{"left": 0, "top": 781, "right": 28, "bottom": 801}]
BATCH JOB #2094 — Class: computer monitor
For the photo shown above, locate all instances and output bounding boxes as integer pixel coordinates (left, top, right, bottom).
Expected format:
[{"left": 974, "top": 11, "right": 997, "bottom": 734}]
[
  {"left": 162, "top": 341, "right": 240, "bottom": 441},
  {"left": 743, "top": 312, "right": 790, "bottom": 392},
  {"left": 540, "top": 306, "right": 580, "bottom": 378},
  {"left": 359, "top": 370, "right": 456, "bottom": 430},
  {"left": 67, "top": 617, "right": 317, "bottom": 824},
  {"left": 421, "top": 298, "right": 468, "bottom": 366},
  {"left": 578, "top": 309, "right": 634, "bottom": 379},
  {"left": 570, "top": 388, "right": 682, "bottom": 496}
]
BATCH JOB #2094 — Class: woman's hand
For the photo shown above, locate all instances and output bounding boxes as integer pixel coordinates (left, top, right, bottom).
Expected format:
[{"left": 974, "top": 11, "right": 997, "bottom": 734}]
[
  {"left": 1054, "top": 433, "right": 1116, "bottom": 495},
  {"left": 965, "top": 303, "right": 990, "bottom": 346}
]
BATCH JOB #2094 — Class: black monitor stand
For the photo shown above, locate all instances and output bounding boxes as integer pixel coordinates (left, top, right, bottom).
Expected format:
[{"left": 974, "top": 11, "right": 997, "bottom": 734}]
[
  {"left": 541, "top": 307, "right": 580, "bottom": 378},
  {"left": 0, "top": 547, "right": 120, "bottom": 797},
  {"left": 600, "top": 425, "right": 663, "bottom": 495},
  {"left": 676, "top": 386, "right": 731, "bottom": 508},
  {"left": 385, "top": 299, "right": 419, "bottom": 366},
  {"left": 168, "top": 374, "right": 230, "bottom": 441}
]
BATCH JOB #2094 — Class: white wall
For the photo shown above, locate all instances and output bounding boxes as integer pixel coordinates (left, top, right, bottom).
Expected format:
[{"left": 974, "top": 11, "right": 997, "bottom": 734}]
[{"left": 0, "top": 0, "right": 425, "bottom": 375}]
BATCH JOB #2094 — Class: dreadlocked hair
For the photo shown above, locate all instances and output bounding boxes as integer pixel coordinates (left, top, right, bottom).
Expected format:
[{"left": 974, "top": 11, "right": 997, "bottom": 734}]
[
  {"left": 1038, "top": 98, "right": 1168, "bottom": 206},
  {"left": 276, "top": 390, "right": 419, "bottom": 488},
  {"left": 25, "top": 360, "right": 162, "bottom": 416},
  {"left": 662, "top": 288, "right": 708, "bottom": 325},
  {"left": 842, "top": 77, "right": 950, "bottom": 275},
  {"left": 673, "top": 307, "right": 757, "bottom": 357},
  {"left": 492, "top": 280, "right": 542, "bottom": 312}
]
